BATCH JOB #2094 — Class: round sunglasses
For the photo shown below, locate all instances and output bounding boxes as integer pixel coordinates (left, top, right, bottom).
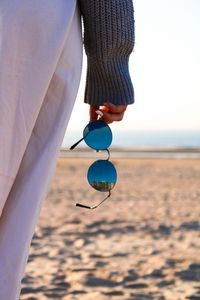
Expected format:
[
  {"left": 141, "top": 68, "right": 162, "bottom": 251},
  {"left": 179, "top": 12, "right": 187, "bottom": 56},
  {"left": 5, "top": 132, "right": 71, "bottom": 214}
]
[{"left": 70, "top": 119, "right": 117, "bottom": 209}]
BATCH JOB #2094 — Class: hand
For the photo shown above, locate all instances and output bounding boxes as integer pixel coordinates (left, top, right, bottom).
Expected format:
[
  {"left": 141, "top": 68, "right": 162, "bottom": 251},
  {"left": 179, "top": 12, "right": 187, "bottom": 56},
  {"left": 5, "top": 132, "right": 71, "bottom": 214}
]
[{"left": 89, "top": 102, "right": 127, "bottom": 124}]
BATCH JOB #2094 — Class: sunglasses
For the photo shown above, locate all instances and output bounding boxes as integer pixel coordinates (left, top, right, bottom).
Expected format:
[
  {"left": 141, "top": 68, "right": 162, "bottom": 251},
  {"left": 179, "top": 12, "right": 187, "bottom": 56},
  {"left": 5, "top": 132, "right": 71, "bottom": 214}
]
[{"left": 70, "top": 116, "right": 117, "bottom": 209}]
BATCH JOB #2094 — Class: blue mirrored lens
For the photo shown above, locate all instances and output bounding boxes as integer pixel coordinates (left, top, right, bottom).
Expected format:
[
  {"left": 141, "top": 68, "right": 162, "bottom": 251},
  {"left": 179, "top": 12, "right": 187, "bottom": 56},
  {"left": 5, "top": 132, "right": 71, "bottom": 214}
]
[
  {"left": 87, "top": 160, "right": 117, "bottom": 192},
  {"left": 83, "top": 120, "right": 112, "bottom": 150}
]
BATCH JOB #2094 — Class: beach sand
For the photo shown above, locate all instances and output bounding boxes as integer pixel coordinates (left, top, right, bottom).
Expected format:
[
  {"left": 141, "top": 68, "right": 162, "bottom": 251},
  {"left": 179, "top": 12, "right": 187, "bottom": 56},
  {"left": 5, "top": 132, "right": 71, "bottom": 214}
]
[{"left": 20, "top": 157, "right": 200, "bottom": 300}]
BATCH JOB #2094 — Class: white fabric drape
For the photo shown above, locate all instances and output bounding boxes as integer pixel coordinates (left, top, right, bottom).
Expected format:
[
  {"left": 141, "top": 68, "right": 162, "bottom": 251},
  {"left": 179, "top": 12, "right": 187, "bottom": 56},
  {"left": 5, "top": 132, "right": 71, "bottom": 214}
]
[{"left": 0, "top": 0, "right": 83, "bottom": 298}]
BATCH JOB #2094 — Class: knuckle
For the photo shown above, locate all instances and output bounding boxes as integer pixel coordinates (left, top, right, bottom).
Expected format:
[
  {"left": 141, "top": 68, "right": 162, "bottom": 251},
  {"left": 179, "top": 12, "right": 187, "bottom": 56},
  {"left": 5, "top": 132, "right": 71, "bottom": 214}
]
[{"left": 118, "top": 114, "right": 124, "bottom": 121}]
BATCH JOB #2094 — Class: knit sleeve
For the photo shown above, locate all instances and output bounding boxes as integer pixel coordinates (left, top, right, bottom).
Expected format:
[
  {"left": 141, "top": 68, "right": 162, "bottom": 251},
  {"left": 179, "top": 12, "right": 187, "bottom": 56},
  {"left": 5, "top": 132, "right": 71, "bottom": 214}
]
[{"left": 78, "top": 0, "right": 135, "bottom": 106}]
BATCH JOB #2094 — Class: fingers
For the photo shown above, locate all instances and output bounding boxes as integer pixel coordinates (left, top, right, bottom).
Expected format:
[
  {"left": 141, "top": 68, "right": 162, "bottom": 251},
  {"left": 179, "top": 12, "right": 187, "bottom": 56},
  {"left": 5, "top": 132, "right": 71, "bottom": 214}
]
[
  {"left": 89, "top": 103, "right": 128, "bottom": 124},
  {"left": 104, "top": 102, "right": 127, "bottom": 114},
  {"left": 101, "top": 110, "right": 125, "bottom": 124},
  {"left": 101, "top": 103, "right": 127, "bottom": 124}
]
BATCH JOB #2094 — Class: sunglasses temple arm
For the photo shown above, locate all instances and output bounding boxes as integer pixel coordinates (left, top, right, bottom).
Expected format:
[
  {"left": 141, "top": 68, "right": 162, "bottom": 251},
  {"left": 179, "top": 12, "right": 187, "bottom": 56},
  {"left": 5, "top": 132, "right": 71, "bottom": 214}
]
[
  {"left": 76, "top": 203, "right": 93, "bottom": 209},
  {"left": 76, "top": 191, "right": 111, "bottom": 210},
  {"left": 70, "top": 132, "right": 90, "bottom": 150},
  {"left": 70, "top": 137, "right": 84, "bottom": 150},
  {"left": 92, "top": 190, "right": 111, "bottom": 209}
]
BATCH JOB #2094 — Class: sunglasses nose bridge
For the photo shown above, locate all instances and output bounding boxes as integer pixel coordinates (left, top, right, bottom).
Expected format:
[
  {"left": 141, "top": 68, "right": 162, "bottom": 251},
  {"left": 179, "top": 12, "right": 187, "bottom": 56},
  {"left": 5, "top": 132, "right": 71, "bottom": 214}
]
[
  {"left": 107, "top": 149, "right": 110, "bottom": 160},
  {"left": 96, "top": 148, "right": 110, "bottom": 160}
]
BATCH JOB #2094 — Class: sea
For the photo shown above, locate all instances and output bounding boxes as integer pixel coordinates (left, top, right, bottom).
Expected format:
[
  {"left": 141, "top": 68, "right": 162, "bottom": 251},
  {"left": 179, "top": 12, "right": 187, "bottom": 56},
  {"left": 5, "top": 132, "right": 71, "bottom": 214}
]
[{"left": 62, "top": 130, "right": 200, "bottom": 149}]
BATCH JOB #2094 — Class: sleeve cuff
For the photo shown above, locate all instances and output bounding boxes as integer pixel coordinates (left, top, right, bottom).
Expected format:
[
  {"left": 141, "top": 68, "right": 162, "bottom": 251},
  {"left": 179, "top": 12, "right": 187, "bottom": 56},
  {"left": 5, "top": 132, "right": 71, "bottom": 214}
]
[{"left": 83, "top": 56, "right": 135, "bottom": 106}]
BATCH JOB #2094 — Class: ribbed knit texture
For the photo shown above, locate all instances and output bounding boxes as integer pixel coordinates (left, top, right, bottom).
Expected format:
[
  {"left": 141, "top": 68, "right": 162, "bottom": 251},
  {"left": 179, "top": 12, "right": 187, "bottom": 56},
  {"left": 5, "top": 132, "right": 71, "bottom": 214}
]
[{"left": 78, "top": 0, "right": 135, "bottom": 106}]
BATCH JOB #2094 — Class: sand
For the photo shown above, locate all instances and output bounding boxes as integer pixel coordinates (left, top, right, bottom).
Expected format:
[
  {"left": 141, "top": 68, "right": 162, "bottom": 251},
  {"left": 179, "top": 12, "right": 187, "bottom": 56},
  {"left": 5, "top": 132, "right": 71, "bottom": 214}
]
[{"left": 20, "top": 157, "right": 200, "bottom": 300}]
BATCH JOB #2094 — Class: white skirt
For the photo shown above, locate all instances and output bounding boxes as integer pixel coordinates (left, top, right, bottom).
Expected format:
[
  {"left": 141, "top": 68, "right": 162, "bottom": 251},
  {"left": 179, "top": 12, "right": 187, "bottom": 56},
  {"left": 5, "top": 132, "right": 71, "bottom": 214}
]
[{"left": 0, "top": 0, "right": 83, "bottom": 298}]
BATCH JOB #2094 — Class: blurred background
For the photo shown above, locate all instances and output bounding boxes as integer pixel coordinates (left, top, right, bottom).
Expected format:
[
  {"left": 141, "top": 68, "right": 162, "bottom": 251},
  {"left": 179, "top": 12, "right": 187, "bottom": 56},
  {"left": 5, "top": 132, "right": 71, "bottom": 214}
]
[
  {"left": 62, "top": 0, "right": 200, "bottom": 152},
  {"left": 21, "top": 2, "right": 200, "bottom": 299}
]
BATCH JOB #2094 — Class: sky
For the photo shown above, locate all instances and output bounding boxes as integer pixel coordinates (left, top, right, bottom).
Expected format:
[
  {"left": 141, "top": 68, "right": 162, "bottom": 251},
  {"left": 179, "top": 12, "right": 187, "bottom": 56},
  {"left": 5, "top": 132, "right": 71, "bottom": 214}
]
[{"left": 66, "top": 0, "right": 200, "bottom": 134}]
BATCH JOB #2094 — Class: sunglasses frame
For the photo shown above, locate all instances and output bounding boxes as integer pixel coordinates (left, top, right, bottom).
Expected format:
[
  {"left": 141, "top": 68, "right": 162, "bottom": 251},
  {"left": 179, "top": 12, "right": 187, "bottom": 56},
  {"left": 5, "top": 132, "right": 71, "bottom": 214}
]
[{"left": 70, "top": 119, "right": 116, "bottom": 209}]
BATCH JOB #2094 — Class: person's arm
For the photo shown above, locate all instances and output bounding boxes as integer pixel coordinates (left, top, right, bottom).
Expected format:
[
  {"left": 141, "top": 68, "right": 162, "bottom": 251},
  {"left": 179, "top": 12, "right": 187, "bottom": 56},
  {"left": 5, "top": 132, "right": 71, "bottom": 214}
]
[{"left": 78, "top": 0, "right": 135, "bottom": 107}]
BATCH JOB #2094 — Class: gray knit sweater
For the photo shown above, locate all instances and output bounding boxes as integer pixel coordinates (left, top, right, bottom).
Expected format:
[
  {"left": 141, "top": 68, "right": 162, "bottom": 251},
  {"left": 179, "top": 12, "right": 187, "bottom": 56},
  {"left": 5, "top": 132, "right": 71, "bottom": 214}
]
[{"left": 78, "top": 0, "right": 135, "bottom": 106}]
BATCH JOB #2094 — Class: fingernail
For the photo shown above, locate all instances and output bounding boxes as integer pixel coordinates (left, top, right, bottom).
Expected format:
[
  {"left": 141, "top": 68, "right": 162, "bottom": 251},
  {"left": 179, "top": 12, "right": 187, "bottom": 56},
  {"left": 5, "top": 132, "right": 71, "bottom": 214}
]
[{"left": 95, "top": 110, "right": 104, "bottom": 117}]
